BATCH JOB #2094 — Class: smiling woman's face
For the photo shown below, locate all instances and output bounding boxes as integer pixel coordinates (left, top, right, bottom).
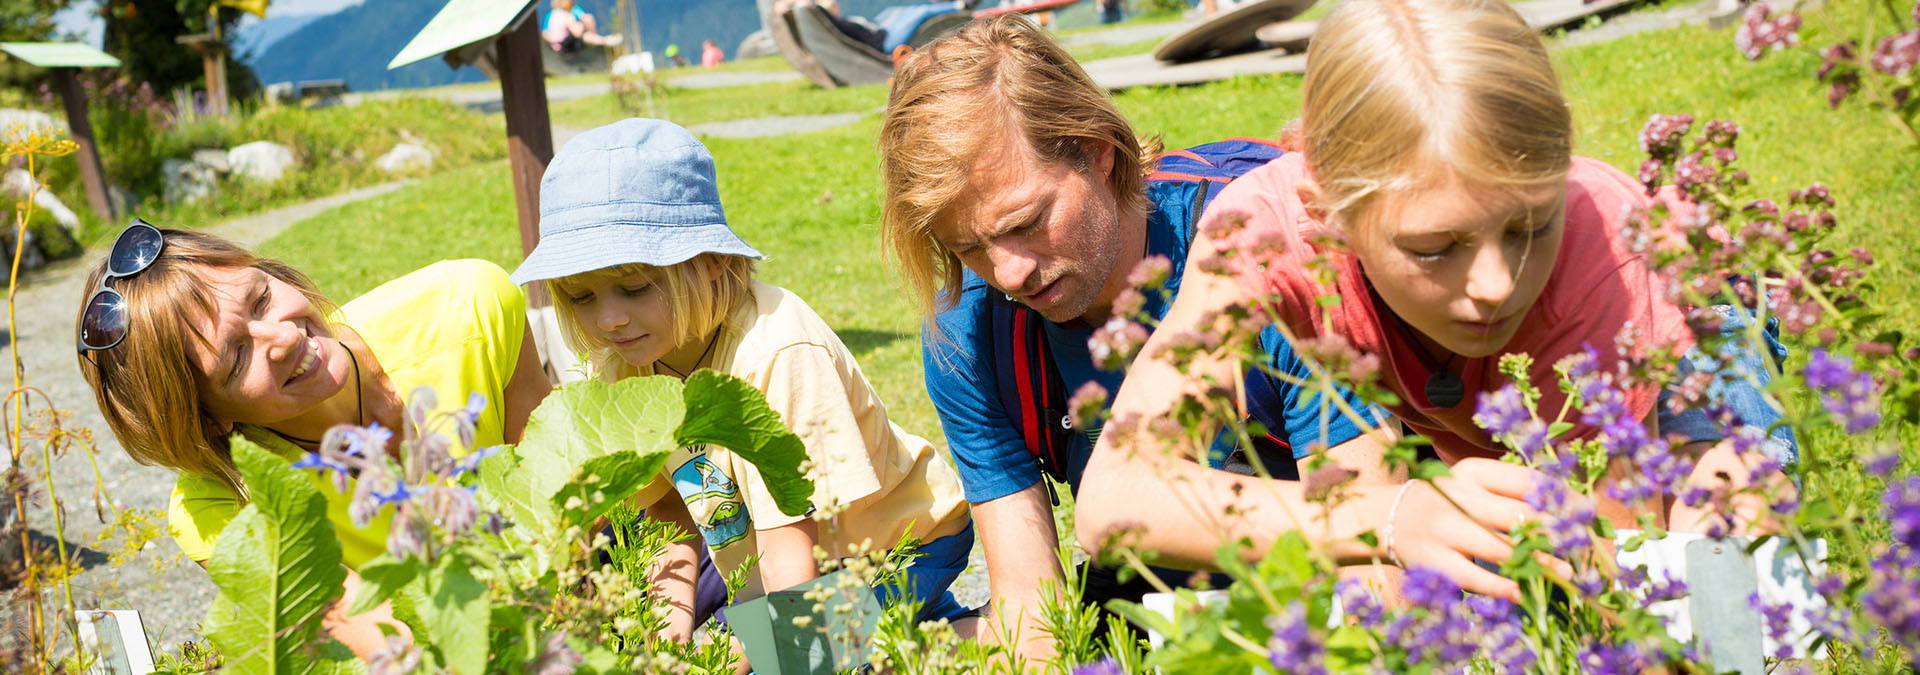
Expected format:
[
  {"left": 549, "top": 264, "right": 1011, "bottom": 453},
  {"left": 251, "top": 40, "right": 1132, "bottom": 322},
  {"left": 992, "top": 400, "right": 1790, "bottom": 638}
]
[
  {"left": 1345, "top": 171, "right": 1567, "bottom": 359},
  {"left": 182, "top": 264, "right": 352, "bottom": 428}
]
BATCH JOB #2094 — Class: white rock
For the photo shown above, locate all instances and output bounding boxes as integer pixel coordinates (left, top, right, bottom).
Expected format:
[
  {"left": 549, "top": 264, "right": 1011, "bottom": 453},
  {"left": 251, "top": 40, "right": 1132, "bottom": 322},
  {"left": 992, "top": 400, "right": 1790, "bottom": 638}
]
[
  {"left": 0, "top": 109, "right": 64, "bottom": 138},
  {"left": 163, "top": 158, "right": 218, "bottom": 204},
  {"left": 227, "top": 141, "right": 296, "bottom": 182},
  {"left": 2, "top": 169, "right": 80, "bottom": 230},
  {"left": 612, "top": 53, "right": 655, "bottom": 76},
  {"left": 191, "top": 148, "right": 230, "bottom": 174},
  {"left": 374, "top": 143, "right": 434, "bottom": 173}
]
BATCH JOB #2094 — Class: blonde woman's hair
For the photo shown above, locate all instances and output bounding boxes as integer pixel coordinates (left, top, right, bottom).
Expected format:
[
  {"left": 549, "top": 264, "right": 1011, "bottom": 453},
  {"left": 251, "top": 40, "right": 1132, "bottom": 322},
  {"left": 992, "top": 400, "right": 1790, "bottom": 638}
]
[
  {"left": 76, "top": 229, "right": 335, "bottom": 495},
  {"left": 546, "top": 253, "right": 758, "bottom": 381},
  {"left": 1300, "top": 0, "right": 1572, "bottom": 230},
  {"left": 879, "top": 14, "right": 1160, "bottom": 317}
]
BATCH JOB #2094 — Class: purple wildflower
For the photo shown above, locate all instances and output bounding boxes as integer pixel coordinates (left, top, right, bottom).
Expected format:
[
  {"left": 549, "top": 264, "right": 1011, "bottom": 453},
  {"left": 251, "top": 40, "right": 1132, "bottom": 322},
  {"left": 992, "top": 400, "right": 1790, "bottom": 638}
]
[
  {"left": 1801, "top": 349, "right": 1882, "bottom": 433},
  {"left": 1752, "top": 593, "right": 1799, "bottom": 658},
  {"left": 1390, "top": 568, "right": 1529, "bottom": 671},
  {"left": 1265, "top": 602, "right": 1327, "bottom": 675},
  {"left": 1474, "top": 385, "right": 1547, "bottom": 461},
  {"left": 1335, "top": 578, "right": 1385, "bottom": 629},
  {"left": 1401, "top": 567, "right": 1461, "bottom": 607},
  {"left": 1867, "top": 451, "right": 1901, "bottom": 477},
  {"left": 1579, "top": 639, "right": 1661, "bottom": 675},
  {"left": 1888, "top": 477, "right": 1920, "bottom": 552},
  {"left": 1069, "top": 658, "right": 1124, "bottom": 675}
]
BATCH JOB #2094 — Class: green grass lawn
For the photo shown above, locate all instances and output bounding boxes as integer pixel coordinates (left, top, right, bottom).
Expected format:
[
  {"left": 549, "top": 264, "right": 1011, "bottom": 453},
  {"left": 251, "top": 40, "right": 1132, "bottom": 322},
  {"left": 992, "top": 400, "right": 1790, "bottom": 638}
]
[
  {"left": 549, "top": 78, "right": 887, "bottom": 131},
  {"left": 258, "top": 10, "right": 1918, "bottom": 666}
]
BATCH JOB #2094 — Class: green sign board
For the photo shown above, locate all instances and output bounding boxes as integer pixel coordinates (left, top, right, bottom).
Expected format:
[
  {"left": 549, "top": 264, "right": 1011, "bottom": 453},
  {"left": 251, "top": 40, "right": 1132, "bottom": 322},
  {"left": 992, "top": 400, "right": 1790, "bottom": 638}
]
[
  {"left": 388, "top": 0, "right": 538, "bottom": 69},
  {"left": 0, "top": 42, "right": 121, "bottom": 69}
]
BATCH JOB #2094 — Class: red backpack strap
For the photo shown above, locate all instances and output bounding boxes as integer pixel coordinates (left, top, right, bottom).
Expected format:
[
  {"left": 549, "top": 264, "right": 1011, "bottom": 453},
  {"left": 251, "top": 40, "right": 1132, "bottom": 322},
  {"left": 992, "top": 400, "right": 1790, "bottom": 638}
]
[{"left": 987, "top": 292, "right": 1073, "bottom": 487}]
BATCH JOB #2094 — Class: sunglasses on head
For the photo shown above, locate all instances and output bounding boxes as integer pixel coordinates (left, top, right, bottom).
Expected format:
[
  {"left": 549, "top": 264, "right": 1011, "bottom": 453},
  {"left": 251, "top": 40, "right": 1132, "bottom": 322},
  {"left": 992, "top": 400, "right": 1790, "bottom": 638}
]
[{"left": 77, "top": 219, "right": 166, "bottom": 355}]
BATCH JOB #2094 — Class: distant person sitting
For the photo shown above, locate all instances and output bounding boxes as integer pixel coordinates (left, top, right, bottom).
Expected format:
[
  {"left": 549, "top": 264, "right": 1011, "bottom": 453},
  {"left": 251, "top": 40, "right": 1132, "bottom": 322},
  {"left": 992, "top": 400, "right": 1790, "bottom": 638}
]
[
  {"left": 775, "top": 0, "right": 887, "bottom": 52},
  {"left": 543, "top": 0, "right": 623, "bottom": 53},
  {"left": 702, "top": 39, "right": 726, "bottom": 68}
]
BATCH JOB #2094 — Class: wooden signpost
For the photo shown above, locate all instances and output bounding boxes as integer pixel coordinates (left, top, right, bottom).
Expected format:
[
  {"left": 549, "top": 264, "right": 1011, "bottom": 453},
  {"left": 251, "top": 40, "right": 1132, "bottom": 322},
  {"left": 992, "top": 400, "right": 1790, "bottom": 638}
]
[
  {"left": 0, "top": 42, "right": 122, "bottom": 222},
  {"left": 390, "top": 0, "right": 554, "bottom": 307}
]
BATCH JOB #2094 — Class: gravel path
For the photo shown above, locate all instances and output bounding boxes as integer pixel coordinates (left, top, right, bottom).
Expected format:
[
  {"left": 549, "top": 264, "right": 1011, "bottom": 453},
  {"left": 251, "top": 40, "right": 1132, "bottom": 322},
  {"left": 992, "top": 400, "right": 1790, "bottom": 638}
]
[{"left": 8, "top": 180, "right": 411, "bottom": 650}]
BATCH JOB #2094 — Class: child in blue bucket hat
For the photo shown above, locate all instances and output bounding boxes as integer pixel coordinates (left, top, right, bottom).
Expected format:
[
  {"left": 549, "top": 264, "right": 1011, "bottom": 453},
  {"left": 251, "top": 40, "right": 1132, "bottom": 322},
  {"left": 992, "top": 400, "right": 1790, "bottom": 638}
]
[{"left": 511, "top": 119, "right": 978, "bottom": 647}]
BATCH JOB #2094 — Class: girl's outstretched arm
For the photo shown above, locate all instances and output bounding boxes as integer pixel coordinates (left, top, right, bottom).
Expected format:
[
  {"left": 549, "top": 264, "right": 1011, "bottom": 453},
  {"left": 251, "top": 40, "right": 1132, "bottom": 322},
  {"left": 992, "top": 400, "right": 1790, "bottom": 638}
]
[
  {"left": 756, "top": 518, "right": 823, "bottom": 593},
  {"left": 642, "top": 492, "right": 704, "bottom": 642},
  {"left": 1074, "top": 227, "right": 1572, "bottom": 601}
]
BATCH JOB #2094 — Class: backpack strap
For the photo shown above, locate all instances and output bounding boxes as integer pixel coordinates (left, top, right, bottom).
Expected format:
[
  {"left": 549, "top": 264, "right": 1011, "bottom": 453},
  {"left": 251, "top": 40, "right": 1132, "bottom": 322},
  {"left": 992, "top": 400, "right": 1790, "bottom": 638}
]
[
  {"left": 987, "top": 291, "right": 1074, "bottom": 488},
  {"left": 981, "top": 138, "right": 1290, "bottom": 491}
]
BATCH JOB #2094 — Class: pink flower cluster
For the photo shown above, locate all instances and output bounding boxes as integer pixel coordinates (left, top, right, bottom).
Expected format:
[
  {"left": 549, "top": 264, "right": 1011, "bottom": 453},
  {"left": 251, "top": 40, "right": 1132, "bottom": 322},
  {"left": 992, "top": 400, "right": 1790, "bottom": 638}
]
[
  {"left": 1873, "top": 29, "right": 1920, "bottom": 77},
  {"left": 1735, "top": 4, "right": 1801, "bottom": 61}
]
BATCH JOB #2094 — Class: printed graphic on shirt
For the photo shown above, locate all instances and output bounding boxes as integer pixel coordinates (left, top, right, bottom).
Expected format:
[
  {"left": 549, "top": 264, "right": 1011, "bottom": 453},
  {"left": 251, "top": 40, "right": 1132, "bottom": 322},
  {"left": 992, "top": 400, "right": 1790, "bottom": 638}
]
[{"left": 671, "top": 450, "right": 751, "bottom": 549}]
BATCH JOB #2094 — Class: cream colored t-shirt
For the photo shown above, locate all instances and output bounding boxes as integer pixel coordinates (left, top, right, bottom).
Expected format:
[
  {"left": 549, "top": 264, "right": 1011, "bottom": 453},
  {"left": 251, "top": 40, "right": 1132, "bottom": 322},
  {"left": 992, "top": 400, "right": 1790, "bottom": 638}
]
[{"left": 633, "top": 282, "right": 970, "bottom": 597}]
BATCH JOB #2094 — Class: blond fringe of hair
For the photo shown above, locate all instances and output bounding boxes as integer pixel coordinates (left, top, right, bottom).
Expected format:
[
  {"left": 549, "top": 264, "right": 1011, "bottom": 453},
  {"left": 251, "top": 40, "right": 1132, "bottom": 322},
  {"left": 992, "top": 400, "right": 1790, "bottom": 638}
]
[
  {"left": 1300, "top": 0, "right": 1573, "bottom": 232},
  {"left": 76, "top": 229, "right": 336, "bottom": 496},
  {"left": 879, "top": 14, "right": 1162, "bottom": 319},
  {"left": 546, "top": 253, "right": 759, "bottom": 382}
]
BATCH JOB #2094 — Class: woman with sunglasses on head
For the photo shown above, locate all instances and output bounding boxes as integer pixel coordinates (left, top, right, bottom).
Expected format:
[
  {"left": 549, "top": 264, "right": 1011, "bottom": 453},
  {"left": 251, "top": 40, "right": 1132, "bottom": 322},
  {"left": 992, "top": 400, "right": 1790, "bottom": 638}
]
[{"left": 75, "top": 221, "right": 551, "bottom": 657}]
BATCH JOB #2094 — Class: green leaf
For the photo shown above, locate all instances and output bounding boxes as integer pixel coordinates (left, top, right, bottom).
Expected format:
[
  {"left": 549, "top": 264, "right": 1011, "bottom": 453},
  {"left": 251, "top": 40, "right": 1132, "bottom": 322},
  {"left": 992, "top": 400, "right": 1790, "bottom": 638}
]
[
  {"left": 520, "top": 377, "right": 686, "bottom": 524},
  {"left": 202, "top": 438, "right": 357, "bottom": 675},
  {"left": 477, "top": 445, "right": 546, "bottom": 541},
  {"left": 421, "top": 551, "right": 491, "bottom": 675},
  {"left": 483, "top": 377, "right": 687, "bottom": 535},
  {"left": 348, "top": 555, "right": 420, "bottom": 617},
  {"left": 1590, "top": 514, "right": 1616, "bottom": 540},
  {"left": 677, "top": 370, "right": 816, "bottom": 516},
  {"left": 1413, "top": 459, "right": 1452, "bottom": 481},
  {"left": 1547, "top": 421, "right": 1575, "bottom": 438},
  {"left": 551, "top": 451, "right": 667, "bottom": 528}
]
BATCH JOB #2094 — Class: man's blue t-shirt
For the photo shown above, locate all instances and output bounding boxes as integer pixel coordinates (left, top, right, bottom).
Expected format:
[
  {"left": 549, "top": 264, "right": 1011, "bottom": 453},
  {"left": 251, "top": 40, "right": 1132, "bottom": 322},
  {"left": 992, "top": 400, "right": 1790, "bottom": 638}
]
[{"left": 925, "top": 180, "right": 1380, "bottom": 504}]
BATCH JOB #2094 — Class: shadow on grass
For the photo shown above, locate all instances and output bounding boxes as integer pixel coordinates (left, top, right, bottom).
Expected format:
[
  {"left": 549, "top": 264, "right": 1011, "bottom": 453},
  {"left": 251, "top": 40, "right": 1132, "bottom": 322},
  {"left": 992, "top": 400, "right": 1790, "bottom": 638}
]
[{"left": 837, "top": 328, "right": 912, "bottom": 359}]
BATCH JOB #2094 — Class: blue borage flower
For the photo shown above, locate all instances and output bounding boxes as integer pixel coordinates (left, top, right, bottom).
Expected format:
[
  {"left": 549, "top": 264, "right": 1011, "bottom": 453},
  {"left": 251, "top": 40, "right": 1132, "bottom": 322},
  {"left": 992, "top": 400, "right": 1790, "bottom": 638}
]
[{"left": 454, "top": 444, "right": 503, "bottom": 478}]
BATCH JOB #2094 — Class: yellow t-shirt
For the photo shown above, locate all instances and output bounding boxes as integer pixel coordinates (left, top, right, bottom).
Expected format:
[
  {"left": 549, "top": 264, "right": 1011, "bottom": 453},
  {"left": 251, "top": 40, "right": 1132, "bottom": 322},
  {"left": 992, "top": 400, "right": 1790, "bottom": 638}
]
[
  {"left": 168, "top": 259, "right": 528, "bottom": 569},
  {"left": 634, "top": 282, "right": 970, "bottom": 598}
]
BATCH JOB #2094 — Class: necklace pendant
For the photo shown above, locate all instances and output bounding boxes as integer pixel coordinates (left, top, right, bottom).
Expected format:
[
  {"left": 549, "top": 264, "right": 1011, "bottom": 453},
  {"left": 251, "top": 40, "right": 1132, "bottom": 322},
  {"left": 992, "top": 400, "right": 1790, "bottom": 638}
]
[{"left": 1425, "top": 370, "right": 1466, "bottom": 409}]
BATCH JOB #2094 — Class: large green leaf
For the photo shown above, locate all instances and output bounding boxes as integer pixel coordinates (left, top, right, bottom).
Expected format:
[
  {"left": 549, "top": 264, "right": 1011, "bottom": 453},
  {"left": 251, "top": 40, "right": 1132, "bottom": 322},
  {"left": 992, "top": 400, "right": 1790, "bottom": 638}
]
[
  {"left": 551, "top": 451, "right": 669, "bottom": 529},
  {"left": 678, "top": 370, "right": 815, "bottom": 517},
  {"left": 347, "top": 554, "right": 421, "bottom": 617},
  {"left": 483, "top": 377, "right": 684, "bottom": 533},
  {"left": 421, "top": 550, "right": 491, "bottom": 674},
  {"left": 202, "top": 438, "right": 360, "bottom": 674}
]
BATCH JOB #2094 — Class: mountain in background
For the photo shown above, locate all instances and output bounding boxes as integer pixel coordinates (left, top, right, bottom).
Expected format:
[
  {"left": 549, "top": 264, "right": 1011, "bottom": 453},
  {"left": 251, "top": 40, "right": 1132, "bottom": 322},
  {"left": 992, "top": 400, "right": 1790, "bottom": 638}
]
[
  {"left": 232, "top": 13, "right": 325, "bottom": 59},
  {"left": 244, "top": 0, "right": 901, "bottom": 92}
]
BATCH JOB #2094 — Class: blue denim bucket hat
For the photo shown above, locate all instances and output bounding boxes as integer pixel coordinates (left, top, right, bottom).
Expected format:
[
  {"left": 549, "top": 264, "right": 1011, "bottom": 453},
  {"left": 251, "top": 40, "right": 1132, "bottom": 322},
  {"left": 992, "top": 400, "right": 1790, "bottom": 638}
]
[{"left": 509, "top": 119, "right": 762, "bottom": 286}]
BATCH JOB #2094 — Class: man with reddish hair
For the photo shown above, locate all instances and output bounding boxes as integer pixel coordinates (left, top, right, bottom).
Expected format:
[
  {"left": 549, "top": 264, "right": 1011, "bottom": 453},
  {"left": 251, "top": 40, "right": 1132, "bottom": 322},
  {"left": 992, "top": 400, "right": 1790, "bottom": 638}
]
[{"left": 878, "top": 15, "right": 1389, "bottom": 659}]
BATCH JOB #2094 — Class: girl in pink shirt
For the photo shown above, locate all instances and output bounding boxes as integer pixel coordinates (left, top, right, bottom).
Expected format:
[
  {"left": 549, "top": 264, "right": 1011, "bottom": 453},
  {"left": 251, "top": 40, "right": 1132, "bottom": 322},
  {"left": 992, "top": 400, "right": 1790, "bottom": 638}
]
[{"left": 1074, "top": 0, "right": 1788, "bottom": 599}]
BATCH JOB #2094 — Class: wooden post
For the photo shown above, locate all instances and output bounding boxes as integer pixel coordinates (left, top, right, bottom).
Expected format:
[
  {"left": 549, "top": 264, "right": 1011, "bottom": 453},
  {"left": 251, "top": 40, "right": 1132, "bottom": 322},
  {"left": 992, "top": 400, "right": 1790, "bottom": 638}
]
[
  {"left": 50, "top": 68, "right": 114, "bottom": 222},
  {"left": 495, "top": 14, "right": 554, "bottom": 307}
]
